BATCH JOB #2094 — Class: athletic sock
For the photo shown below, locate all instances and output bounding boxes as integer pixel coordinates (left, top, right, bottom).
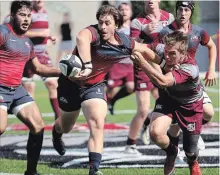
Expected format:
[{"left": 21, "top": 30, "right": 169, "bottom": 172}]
[
  {"left": 167, "top": 132, "right": 179, "bottom": 147},
  {"left": 126, "top": 137, "right": 136, "bottom": 145},
  {"left": 111, "top": 86, "right": 131, "bottom": 106},
  {"left": 50, "top": 98, "right": 60, "bottom": 119},
  {"left": 26, "top": 129, "right": 44, "bottom": 173},
  {"left": 163, "top": 142, "right": 177, "bottom": 156},
  {"left": 89, "top": 152, "right": 102, "bottom": 172}
]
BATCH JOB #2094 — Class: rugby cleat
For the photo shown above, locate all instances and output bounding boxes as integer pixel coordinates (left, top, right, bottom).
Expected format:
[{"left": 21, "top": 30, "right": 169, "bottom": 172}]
[
  {"left": 164, "top": 146, "right": 178, "bottom": 175},
  {"left": 188, "top": 160, "right": 202, "bottom": 175},
  {"left": 140, "top": 123, "right": 151, "bottom": 145},
  {"left": 52, "top": 126, "right": 66, "bottom": 156},
  {"left": 124, "top": 144, "right": 142, "bottom": 155}
]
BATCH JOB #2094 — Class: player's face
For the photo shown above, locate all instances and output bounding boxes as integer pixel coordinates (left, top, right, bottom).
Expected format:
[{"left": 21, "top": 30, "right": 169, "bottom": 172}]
[
  {"left": 98, "top": 15, "right": 117, "bottom": 41},
  {"left": 144, "top": 0, "right": 160, "bottom": 10},
  {"left": 12, "top": 7, "right": 32, "bottom": 34},
  {"left": 176, "top": 6, "right": 192, "bottom": 25},
  {"left": 33, "top": 0, "right": 44, "bottom": 10},
  {"left": 119, "top": 4, "right": 132, "bottom": 22},
  {"left": 164, "top": 43, "right": 185, "bottom": 66}
]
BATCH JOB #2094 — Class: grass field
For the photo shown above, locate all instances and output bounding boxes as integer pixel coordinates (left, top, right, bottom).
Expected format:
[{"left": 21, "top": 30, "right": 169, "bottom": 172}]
[{"left": 1, "top": 80, "right": 219, "bottom": 175}]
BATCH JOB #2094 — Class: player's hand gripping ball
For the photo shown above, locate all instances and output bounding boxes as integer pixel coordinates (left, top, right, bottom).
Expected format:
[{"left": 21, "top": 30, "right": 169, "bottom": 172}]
[{"left": 59, "top": 54, "right": 82, "bottom": 77}]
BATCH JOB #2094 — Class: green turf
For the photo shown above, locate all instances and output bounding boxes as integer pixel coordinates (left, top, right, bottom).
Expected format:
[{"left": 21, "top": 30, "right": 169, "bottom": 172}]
[{"left": 0, "top": 159, "right": 219, "bottom": 175}]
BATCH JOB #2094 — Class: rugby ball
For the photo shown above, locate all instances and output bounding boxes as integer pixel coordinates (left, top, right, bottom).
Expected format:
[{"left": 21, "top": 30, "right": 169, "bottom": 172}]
[{"left": 59, "top": 54, "right": 82, "bottom": 77}]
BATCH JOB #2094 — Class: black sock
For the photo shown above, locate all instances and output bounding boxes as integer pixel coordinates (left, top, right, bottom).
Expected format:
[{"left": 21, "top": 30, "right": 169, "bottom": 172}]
[
  {"left": 52, "top": 125, "right": 62, "bottom": 140},
  {"left": 202, "top": 119, "right": 209, "bottom": 125},
  {"left": 163, "top": 142, "right": 177, "bottom": 156},
  {"left": 89, "top": 152, "right": 102, "bottom": 172},
  {"left": 126, "top": 137, "right": 136, "bottom": 145},
  {"left": 144, "top": 117, "right": 150, "bottom": 127},
  {"left": 167, "top": 132, "right": 179, "bottom": 147},
  {"left": 111, "top": 86, "right": 131, "bottom": 106},
  {"left": 26, "top": 129, "right": 44, "bottom": 173}
]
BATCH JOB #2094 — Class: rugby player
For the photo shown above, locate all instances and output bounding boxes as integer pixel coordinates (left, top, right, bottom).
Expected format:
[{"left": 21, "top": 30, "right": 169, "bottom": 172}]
[
  {"left": 51, "top": 5, "right": 166, "bottom": 175},
  {"left": 125, "top": 0, "right": 174, "bottom": 154},
  {"left": 0, "top": 1, "right": 61, "bottom": 175},
  {"left": 132, "top": 31, "right": 203, "bottom": 175},
  {"left": 142, "top": 0, "right": 217, "bottom": 152}
]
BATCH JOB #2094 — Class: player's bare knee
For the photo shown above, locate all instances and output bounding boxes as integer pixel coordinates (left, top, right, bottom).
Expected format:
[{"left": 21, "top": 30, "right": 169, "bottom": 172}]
[
  {"left": 0, "top": 127, "right": 6, "bottom": 135},
  {"left": 203, "top": 104, "right": 214, "bottom": 121},
  {"left": 150, "top": 129, "right": 164, "bottom": 143},
  {"left": 45, "top": 80, "right": 58, "bottom": 90},
  {"left": 88, "top": 117, "right": 104, "bottom": 132},
  {"left": 31, "top": 120, "right": 45, "bottom": 134}
]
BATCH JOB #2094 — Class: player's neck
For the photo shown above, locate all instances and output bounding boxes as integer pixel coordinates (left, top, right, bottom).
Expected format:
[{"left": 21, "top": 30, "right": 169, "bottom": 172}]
[
  {"left": 177, "top": 21, "right": 190, "bottom": 33},
  {"left": 146, "top": 8, "right": 161, "bottom": 20},
  {"left": 122, "top": 20, "right": 131, "bottom": 28}
]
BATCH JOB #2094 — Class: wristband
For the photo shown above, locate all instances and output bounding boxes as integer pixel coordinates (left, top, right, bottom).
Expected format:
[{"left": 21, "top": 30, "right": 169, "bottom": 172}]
[
  {"left": 83, "top": 61, "right": 93, "bottom": 69},
  {"left": 159, "top": 59, "right": 166, "bottom": 68}
]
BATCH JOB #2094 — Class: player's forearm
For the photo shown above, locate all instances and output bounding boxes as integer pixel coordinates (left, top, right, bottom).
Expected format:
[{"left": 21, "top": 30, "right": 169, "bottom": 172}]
[
  {"left": 208, "top": 45, "right": 217, "bottom": 71},
  {"left": 35, "top": 65, "right": 61, "bottom": 77},
  {"left": 139, "top": 59, "right": 167, "bottom": 87},
  {"left": 135, "top": 42, "right": 162, "bottom": 64},
  {"left": 25, "top": 30, "right": 47, "bottom": 38},
  {"left": 76, "top": 34, "right": 92, "bottom": 64}
]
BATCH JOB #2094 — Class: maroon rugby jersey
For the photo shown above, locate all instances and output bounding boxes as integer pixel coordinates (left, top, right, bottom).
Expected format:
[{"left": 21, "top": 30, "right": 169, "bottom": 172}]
[
  {"left": 0, "top": 24, "right": 36, "bottom": 87},
  {"left": 28, "top": 9, "right": 49, "bottom": 52},
  {"left": 154, "top": 21, "right": 210, "bottom": 59},
  {"left": 130, "top": 10, "right": 174, "bottom": 43},
  {"left": 160, "top": 57, "right": 203, "bottom": 104},
  {"left": 73, "top": 25, "right": 135, "bottom": 86}
]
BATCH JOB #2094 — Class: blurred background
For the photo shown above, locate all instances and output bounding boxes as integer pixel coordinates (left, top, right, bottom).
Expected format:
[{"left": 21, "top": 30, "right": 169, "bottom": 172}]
[{"left": 0, "top": 0, "right": 219, "bottom": 72}]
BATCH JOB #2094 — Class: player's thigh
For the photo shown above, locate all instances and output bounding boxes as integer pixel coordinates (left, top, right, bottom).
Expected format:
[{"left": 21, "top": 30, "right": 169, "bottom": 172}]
[
  {"left": 150, "top": 112, "right": 172, "bottom": 137},
  {"left": 82, "top": 98, "right": 107, "bottom": 130},
  {"left": 59, "top": 109, "right": 80, "bottom": 133},
  {"left": 57, "top": 75, "right": 81, "bottom": 112},
  {"left": 0, "top": 106, "right": 8, "bottom": 133},
  {"left": 150, "top": 87, "right": 159, "bottom": 100},
  {"left": 81, "top": 82, "right": 107, "bottom": 130},
  {"left": 135, "top": 90, "right": 151, "bottom": 112}
]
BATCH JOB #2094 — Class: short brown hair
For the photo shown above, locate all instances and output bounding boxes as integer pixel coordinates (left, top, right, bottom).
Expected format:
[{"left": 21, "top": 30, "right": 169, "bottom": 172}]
[
  {"left": 163, "top": 31, "right": 189, "bottom": 54},
  {"left": 96, "top": 5, "right": 123, "bottom": 28}
]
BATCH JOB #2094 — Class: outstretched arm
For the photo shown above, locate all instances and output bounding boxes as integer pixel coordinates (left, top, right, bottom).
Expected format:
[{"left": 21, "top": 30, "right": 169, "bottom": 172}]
[
  {"left": 30, "top": 57, "right": 61, "bottom": 77},
  {"left": 132, "top": 41, "right": 166, "bottom": 68},
  {"left": 131, "top": 52, "right": 174, "bottom": 88}
]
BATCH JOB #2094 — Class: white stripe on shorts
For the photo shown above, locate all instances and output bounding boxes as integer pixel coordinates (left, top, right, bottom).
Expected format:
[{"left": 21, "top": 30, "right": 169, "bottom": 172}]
[{"left": 12, "top": 101, "right": 34, "bottom": 116}]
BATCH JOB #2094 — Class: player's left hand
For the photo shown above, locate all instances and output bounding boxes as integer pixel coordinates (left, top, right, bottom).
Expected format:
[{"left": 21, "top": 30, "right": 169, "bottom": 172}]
[
  {"left": 49, "top": 36, "right": 56, "bottom": 44},
  {"left": 131, "top": 51, "right": 145, "bottom": 65},
  {"left": 204, "top": 70, "right": 217, "bottom": 87}
]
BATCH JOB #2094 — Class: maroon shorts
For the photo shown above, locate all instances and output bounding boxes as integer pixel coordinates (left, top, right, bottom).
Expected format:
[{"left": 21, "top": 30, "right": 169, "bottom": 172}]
[
  {"left": 107, "top": 63, "right": 134, "bottom": 88},
  {"left": 153, "top": 95, "right": 203, "bottom": 135},
  {"left": 134, "top": 68, "right": 155, "bottom": 91},
  {"left": 23, "top": 51, "right": 52, "bottom": 78}
]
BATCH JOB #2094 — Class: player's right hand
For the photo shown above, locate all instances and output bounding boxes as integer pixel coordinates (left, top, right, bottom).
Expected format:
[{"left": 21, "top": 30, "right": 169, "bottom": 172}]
[
  {"left": 143, "top": 21, "right": 159, "bottom": 34},
  {"left": 68, "top": 68, "right": 92, "bottom": 81}
]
